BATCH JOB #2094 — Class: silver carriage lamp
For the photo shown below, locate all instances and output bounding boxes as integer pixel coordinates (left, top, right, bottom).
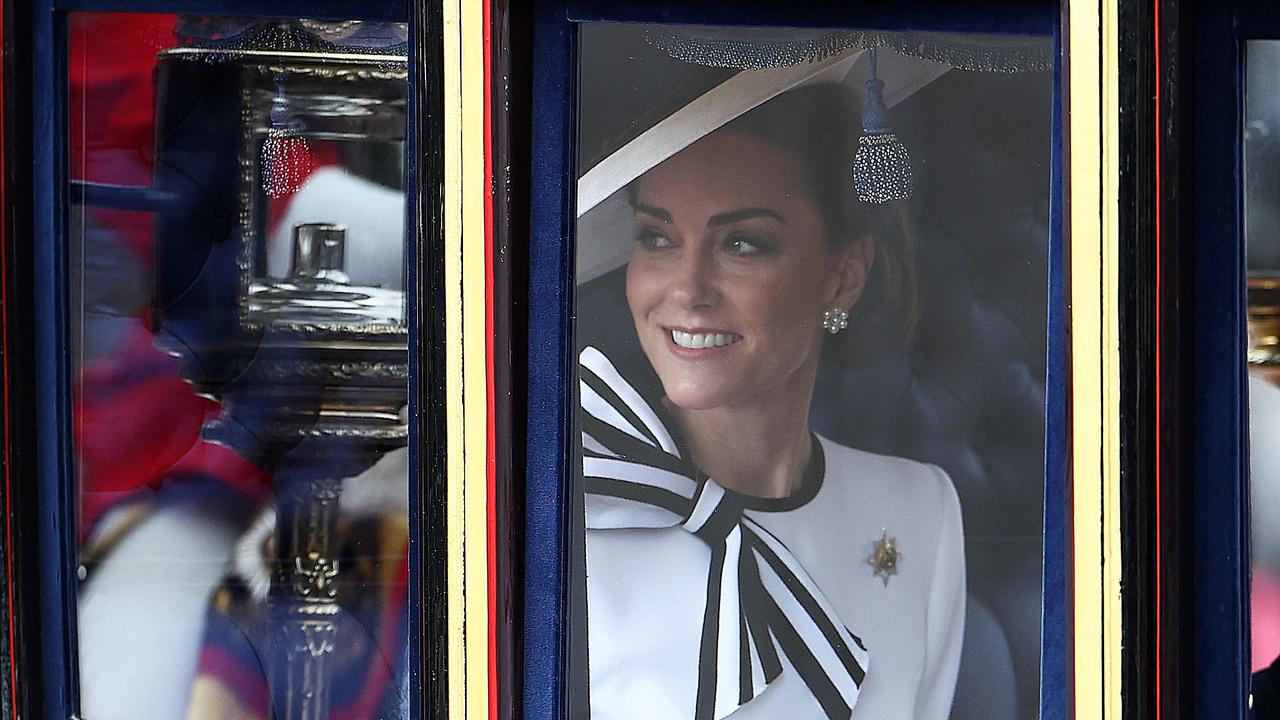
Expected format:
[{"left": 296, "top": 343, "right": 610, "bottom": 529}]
[{"left": 144, "top": 19, "right": 409, "bottom": 720}]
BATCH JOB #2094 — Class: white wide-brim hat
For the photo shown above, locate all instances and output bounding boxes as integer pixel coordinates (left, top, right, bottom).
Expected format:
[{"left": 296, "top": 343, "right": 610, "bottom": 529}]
[
  {"left": 574, "top": 27, "right": 1052, "bottom": 284},
  {"left": 574, "top": 39, "right": 947, "bottom": 284}
]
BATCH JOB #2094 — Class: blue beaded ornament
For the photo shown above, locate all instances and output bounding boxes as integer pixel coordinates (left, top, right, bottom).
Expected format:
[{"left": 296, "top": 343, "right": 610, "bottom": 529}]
[{"left": 853, "top": 48, "right": 913, "bottom": 204}]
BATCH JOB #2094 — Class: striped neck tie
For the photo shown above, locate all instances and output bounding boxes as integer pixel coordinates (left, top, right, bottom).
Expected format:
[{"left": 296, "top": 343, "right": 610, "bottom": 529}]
[{"left": 579, "top": 346, "right": 869, "bottom": 720}]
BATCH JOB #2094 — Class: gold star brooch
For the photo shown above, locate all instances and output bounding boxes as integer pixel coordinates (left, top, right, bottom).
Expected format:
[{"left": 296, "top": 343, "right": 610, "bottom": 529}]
[{"left": 867, "top": 529, "right": 902, "bottom": 587}]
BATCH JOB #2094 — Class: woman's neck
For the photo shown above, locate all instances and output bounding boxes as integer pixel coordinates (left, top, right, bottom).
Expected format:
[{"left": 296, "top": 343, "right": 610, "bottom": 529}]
[{"left": 667, "top": 375, "right": 817, "bottom": 499}]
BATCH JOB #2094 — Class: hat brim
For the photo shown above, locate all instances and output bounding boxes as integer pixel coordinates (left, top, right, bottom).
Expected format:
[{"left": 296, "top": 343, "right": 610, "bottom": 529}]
[{"left": 575, "top": 48, "right": 951, "bottom": 284}]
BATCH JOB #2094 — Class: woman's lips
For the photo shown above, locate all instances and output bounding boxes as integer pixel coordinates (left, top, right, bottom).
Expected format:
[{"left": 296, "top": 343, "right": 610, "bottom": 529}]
[{"left": 664, "top": 327, "right": 743, "bottom": 356}]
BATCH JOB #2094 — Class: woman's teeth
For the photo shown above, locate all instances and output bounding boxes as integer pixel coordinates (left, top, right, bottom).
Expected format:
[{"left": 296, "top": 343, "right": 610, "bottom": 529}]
[{"left": 670, "top": 330, "right": 742, "bottom": 349}]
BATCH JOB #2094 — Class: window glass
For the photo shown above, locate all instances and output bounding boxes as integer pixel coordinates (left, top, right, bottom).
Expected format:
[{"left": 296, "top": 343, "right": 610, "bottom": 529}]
[
  {"left": 1245, "top": 39, "right": 1280, "bottom": 681},
  {"left": 67, "top": 14, "right": 410, "bottom": 718},
  {"left": 572, "top": 23, "right": 1053, "bottom": 720}
]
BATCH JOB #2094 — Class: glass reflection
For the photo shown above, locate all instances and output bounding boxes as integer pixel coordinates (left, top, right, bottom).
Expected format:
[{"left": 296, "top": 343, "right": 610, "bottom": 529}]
[
  {"left": 69, "top": 14, "right": 409, "bottom": 720},
  {"left": 1246, "top": 40, "right": 1280, "bottom": 695},
  {"left": 262, "top": 139, "right": 406, "bottom": 290},
  {"left": 572, "top": 23, "right": 1052, "bottom": 720}
]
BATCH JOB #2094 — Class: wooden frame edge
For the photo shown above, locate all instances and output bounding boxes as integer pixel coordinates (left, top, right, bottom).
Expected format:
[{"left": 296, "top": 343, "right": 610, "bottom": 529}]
[
  {"left": 443, "top": 0, "right": 492, "bottom": 717},
  {"left": 1067, "top": 0, "right": 1124, "bottom": 715}
]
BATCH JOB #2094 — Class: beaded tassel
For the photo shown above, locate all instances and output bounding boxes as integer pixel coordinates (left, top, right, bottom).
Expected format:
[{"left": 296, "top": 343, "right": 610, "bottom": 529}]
[
  {"left": 853, "top": 49, "right": 913, "bottom": 204},
  {"left": 261, "top": 78, "right": 312, "bottom": 199}
]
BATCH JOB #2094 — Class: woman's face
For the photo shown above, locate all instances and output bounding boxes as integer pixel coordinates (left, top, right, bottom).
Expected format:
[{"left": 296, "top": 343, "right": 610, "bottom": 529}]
[{"left": 626, "top": 130, "right": 872, "bottom": 412}]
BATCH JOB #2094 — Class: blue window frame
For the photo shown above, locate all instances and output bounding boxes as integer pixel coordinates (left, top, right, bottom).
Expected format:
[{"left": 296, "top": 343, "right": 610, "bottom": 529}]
[
  {"left": 1169, "top": 0, "right": 1280, "bottom": 714},
  {"left": 524, "top": 2, "right": 1066, "bottom": 718}
]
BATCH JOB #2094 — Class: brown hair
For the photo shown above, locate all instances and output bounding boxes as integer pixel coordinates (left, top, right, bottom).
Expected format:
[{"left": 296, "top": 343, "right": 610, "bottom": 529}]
[{"left": 719, "top": 83, "right": 918, "bottom": 360}]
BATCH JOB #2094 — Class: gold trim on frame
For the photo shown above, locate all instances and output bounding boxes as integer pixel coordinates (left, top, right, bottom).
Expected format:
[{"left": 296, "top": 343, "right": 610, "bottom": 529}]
[
  {"left": 443, "top": 0, "right": 490, "bottom": 718},
  {"left": 1068, "top": 0, "right": 1123, "bottom": 715}
]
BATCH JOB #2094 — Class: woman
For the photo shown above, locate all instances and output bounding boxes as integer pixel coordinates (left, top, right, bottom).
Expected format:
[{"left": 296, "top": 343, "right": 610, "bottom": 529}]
[{"left": 579, "top": 83, "right": 965, "bottom": 720}]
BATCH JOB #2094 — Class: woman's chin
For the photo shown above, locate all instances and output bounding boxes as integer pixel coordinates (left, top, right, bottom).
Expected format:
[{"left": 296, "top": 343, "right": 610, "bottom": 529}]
[{"left": 659, "top": 381, "right": 735, "bottom": 412}]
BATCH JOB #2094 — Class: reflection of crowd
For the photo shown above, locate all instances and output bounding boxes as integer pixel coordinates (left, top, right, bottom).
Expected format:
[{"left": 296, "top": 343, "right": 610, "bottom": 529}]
[
  {"left": 1252, "top": 373, "right": 1280, "bottom": 718},
  {"left": 1244, "top": 43, "right": 1280, "bottom": 719},
  {"left": 71, "top": 14, "right": 407, "bottom": 719}
]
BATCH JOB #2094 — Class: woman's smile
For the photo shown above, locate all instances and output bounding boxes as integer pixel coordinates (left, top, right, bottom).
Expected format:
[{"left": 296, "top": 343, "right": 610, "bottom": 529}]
[
  {"left": 666, "top": 327, "right": 744, "bottom": 352},
  {"left": 626, "top": 130, "right": 866, "bottom": 412}
]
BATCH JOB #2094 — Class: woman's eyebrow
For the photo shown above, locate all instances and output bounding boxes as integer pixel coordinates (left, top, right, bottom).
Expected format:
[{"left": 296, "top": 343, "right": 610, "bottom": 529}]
[
  {"left": 707, "top": 208, "right": 784, "bottom": 227},
  {"left": 633, "top": 203, "right": 672, "bottom": 223}
]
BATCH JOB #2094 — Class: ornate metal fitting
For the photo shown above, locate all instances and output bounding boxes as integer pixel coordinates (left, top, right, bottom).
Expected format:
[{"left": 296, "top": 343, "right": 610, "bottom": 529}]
[
  {"left": 1249, "top": 276, "right": 1280, "bottom": 370},
  {"left": 153, "top": 48, "right": 410, "bottom": 459},
  {"left": 310, "top": 477, "right": 342, "bottom": 504},
  {"left": 293, "top": 552, "right": 340, "bottom": 600},
  {"left": 288, "top": 620, "right": 338, "bottom": 659}
]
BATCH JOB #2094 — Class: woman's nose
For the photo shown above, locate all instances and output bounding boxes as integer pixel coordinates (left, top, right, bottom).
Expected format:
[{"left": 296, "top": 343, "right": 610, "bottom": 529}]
[{"left": 669, "top": 248, "right": 721, "bottom": 308}]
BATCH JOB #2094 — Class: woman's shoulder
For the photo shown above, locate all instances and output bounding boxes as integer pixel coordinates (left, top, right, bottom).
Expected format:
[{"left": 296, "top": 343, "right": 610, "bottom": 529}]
[{"left": 814, "top": 434, "right": 962, "bottom": 520}]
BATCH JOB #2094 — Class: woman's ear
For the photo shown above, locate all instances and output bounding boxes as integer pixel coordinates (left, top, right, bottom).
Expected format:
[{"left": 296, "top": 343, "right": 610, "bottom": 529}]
[{"left": 830, "top": 235, "right": 875, "bottom": 311}]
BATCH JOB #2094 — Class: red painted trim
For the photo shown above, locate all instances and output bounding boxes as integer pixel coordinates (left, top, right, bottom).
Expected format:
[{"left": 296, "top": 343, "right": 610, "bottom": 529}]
[
  {"left": 1153, "top": 0, "right": 1163, "bottom": 715},
  {"left": 0, "top": 6, "right": 20, "bottom": 716},
  {"left": 482, "top": 2, "right": 499, "bottom": 718}
]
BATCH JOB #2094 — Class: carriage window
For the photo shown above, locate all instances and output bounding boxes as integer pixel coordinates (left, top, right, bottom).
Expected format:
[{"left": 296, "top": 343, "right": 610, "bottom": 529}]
[
  {"left": 572, "top": 23, "right": 1053, "bottom": 720},
  {"left": 67, "top": 13, "right": 410, "bottom": 718},
  {"left": 1245, "top": 39, "right": 1280, "bottom": 683}
]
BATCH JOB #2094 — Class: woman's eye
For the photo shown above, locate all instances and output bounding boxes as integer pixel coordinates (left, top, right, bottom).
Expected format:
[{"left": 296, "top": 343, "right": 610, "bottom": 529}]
[
  {"left": 724, "top": 234, "right": 772, "bottom": 256},
  {"left": 635, "top": 230, "right": 672, "bottom": 251}
]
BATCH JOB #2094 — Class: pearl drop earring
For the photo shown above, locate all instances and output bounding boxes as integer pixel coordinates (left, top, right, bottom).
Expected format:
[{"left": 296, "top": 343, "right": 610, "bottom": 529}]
[{"left": 822, "top": 307, "right": 849, "bottom": 334}]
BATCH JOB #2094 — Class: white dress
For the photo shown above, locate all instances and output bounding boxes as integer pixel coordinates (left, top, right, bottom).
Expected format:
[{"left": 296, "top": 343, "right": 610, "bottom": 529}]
[{"left": 585, "top": 435, "right": 966, "bottom": 720}]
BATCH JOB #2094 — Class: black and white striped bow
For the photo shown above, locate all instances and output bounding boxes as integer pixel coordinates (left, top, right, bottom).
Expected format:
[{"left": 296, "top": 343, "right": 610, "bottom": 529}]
[{"left": 580, "top": 346, "right": 869, "bottom": 720}]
